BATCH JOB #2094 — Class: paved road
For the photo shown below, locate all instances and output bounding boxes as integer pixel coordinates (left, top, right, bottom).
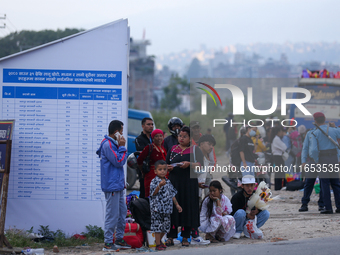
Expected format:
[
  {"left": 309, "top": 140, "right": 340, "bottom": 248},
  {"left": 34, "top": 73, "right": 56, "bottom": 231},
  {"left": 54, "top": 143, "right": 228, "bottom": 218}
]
[{"left": 156, "top": 236, "right": 340, "bottom": 255}]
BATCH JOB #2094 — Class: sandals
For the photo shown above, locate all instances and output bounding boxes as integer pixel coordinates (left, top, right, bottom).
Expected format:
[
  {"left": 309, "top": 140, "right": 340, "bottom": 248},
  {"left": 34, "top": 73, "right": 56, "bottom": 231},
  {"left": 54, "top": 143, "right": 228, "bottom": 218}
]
[
  {"left": 156, "top": 244, "right": 166, "bottom": 251},
  {"left": 215, "top": 235, "right": 225, "bottom": 242},
  {"left": 205, "top": 233, "right": 219, "bottom": 243},
  {"left": 165, "top": 238, "right": 174, "bottom": 247},
  {"left": 182, "top": 238, "right": 190, "bottom": 247}
]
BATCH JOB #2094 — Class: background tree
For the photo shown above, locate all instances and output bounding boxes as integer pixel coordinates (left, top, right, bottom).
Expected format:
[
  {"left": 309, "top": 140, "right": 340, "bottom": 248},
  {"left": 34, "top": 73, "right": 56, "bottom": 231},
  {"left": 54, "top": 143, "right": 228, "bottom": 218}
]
[{"left": 0, "top": 29, "right": 84, "bottom": 58}]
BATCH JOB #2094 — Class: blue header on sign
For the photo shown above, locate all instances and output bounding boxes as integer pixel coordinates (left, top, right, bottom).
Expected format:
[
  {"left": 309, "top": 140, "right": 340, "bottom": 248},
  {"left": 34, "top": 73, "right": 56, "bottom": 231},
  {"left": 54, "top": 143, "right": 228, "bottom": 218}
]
[
  {"left": 3, "top": 69, "right": 122, "bottom": 85},
  {"left": 2, "top": 86, "right": 122, "bottom": 100}
]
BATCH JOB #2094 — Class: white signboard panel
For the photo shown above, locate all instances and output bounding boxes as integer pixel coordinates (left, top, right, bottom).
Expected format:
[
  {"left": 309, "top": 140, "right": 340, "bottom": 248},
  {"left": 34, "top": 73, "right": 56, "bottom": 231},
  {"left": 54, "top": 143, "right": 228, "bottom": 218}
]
[{"left": 0, "top": 19, "right": 129, "bottom": 234}]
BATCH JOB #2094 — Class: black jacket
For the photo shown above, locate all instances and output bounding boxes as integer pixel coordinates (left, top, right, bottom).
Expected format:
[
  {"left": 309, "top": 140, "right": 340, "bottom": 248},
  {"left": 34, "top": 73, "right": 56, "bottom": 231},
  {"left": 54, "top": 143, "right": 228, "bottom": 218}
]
[
  {"left": 230, "top": 189, "right": 254, "bottom": 216},
  {"left": 163, "top": 135, "right": 179, "bottom": 153},
  {"left": 135, "top": 132, "right": 152, "bottom": 151}
]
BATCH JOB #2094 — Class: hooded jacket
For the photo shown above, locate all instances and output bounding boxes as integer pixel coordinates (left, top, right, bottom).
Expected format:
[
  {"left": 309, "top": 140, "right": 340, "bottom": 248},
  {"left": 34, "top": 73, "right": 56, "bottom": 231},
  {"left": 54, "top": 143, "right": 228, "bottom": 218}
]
[{"left": 96, "top": 135, "right": 127, "bottom": 192}]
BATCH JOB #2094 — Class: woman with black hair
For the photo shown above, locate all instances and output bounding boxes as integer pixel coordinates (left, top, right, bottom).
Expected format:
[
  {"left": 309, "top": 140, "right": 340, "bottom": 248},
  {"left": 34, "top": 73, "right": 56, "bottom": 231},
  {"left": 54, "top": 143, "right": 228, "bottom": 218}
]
[
  {"left": 199, "top": 181, "right": 236, "bottom": 242},
  {"left": 165, "top": 126, "right": 205, "bottom": 246},
  {"left": 270, "top": 126, "right": 288, "bottom": 190}
]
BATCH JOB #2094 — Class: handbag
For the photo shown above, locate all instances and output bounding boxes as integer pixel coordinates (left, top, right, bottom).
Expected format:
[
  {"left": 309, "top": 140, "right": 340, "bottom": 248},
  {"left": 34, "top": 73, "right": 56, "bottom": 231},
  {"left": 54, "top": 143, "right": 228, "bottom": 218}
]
[
  {"left": 282, "top": 150, "right": 289, "bottom": 161},
  {"left": 244, "top": 216, "right": 263, "bottom": 239},
  {"left": 142, "top": 144, "right": 153, "bottom": 174}
]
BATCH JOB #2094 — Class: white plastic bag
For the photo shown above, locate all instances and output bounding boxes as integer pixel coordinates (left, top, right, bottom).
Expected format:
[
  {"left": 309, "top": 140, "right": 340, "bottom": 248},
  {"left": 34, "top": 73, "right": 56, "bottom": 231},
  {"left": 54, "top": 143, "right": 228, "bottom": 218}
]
[{"left": 243, "top": 216, "right": 263, "bottom": 239}]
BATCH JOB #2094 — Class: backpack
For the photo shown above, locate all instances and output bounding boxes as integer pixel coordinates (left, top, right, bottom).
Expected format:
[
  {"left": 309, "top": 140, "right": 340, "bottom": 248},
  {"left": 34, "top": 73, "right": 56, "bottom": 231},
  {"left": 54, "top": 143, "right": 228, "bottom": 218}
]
[
  {"left": 130, "top": 198, "right": 151, "bottom": 231},
  {"left": 289, "top": 131, "right": 302, "bottom": 157},
  {"left": 141, "top": 144, "right": 153, "bottom": 173},
  {"left": 230, "top": 139, "right": 241, "bottom": 166},
  {"left": 123, "top": 223, "right": 144, "bottom": 248}
]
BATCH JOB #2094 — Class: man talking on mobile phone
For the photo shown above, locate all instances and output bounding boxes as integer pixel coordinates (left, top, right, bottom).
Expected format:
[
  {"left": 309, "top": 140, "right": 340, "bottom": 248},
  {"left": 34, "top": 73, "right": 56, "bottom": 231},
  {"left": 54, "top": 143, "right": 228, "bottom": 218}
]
[{"left": 96, "top": 120, "right": 131, "bottom": 251}]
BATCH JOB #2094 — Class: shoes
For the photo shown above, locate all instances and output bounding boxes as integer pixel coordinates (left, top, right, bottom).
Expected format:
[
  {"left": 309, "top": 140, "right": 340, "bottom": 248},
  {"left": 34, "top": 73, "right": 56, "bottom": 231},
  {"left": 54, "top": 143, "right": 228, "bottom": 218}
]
[
  {"left": 191, "top": 236, "right": 210, "bottom": 245},
  {"left": 205, "top": 233, "right": 218, "bottom": 243},
  {"left": 165, "top": 238, "right": 174, "bottom": 247},
  {"left": 232, "top": 233, "right": 241, "bottom": 239},
  {"left": 299, "top": 204, "right": 308, "bottom": 212},
  {"left": 115, "top": 239, "right": 131, "bottom": 249},
  {"left": 156, "top": 244, "right": 166, "bottom": 251},
  {"left": 182, "top": 238, "right": 190, "bottom": 247},
  {"left": 102, "top": 243, "right": 117, "bottom": 251},
  {"left": 320, "top": 209, "right": 333, "bottom": 214},
  {"left": 335, "top": 208, "right": 340, "bottom": 213},
  {"left": 160, "top": 242, "right": 167, "bottom": 248},
  {"left": 318, "top": 206, "right": 325, "bottom": 211}
]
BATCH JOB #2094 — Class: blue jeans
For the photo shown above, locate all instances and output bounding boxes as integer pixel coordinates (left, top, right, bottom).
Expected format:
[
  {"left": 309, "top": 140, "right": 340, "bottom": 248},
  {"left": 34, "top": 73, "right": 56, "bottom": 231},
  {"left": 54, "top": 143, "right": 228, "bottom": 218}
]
[
  {"left": 104, "top": 190, "right": 127, "bottom": 243},
  {"left": 233, "top": 209, "right": 270, "bottom": 233},
  {"left": 301, "top": 178, "right": 324, "bottom": 207},
  {"left": 240, "top": 161, "right": 255, "bottom": 177}
]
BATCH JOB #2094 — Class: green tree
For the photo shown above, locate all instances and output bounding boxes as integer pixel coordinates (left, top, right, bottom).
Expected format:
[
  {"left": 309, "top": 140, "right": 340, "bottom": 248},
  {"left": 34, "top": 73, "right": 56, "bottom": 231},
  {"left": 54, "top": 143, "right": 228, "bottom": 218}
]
[
  {"left": 0, "top": 29, "right": 84, "bottom": 58},
  {"left": 160, "top": 74, "right": 190, "bottom": 111}
]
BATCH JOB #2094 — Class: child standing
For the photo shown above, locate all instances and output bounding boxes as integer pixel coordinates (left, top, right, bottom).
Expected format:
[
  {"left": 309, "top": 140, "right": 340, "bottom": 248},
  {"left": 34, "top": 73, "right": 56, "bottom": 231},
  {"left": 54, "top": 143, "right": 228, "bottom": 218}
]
[
  {"left": 149, "top": 160, "right": 182, "bottom": 251},
  {"left": 199, "top": 181, "right": 236, "bottom": 242}
]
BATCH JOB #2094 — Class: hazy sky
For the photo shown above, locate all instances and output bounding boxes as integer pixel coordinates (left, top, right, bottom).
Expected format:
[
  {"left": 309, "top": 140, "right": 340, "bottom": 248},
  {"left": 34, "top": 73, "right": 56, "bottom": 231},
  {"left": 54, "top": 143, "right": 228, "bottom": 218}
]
[{"left": 1, "top": 0, "right": 339, "bottom": 55}]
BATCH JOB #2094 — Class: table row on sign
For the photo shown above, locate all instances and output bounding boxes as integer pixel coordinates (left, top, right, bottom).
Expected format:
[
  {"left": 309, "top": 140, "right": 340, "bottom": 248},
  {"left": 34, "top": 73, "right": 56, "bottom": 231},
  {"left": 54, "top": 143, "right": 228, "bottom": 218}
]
[{"left": 14, "top": 172, "right": 100, "bottom": 178}]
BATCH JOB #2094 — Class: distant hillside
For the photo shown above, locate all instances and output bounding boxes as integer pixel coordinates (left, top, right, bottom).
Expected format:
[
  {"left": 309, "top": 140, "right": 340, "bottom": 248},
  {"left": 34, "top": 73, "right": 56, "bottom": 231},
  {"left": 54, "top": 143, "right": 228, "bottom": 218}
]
[
  {"left": 0, "top": 29, "right": 84, "bottom": 59},
  {"left": 157, "top": 42, "right": 340, "bottom": 75}
]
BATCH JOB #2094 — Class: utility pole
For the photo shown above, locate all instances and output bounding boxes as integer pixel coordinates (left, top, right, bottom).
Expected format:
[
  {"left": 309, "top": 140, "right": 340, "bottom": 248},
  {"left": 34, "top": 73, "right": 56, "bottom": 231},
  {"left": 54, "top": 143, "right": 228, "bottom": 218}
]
[{"left": 0, "top": 14, "right": 6, "bottom": 28}]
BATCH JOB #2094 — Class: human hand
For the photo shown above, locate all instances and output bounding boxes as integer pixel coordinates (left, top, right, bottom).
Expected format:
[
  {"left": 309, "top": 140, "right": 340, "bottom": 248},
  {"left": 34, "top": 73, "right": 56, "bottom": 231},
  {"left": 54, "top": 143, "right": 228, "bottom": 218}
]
[
  {"left": 118, "top": 136, "right": 126, "bottom": 147},
  {"left": 198, "top": 182, "right": 206, "bottom": 189},
  {"left": 167, "top": 165, "right": 174, "bottom": 172},
  {"left": 159, "top": 180, "right": 166, "bottom": 187},
  {"left": 247, "top": 208, "right": 259, "bottom": 219},
  {"left": 209, "top": 193, "right": 219, "bottom": 201},
  {"left": 176, "top": 204, "right": 183, "bottom": 213},
  {"left": 301, "top": 163, "right": 306, "bottom": 170},
  {"left": 180, "top": 161, "right": 190, "bottom": 168}
]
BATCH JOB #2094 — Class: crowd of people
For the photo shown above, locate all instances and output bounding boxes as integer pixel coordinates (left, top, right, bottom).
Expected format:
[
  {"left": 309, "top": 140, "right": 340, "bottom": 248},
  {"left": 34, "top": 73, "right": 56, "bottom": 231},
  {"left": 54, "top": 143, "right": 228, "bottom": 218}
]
[{"left": 97, "top": 111, "right": 340, "bottom": 251}]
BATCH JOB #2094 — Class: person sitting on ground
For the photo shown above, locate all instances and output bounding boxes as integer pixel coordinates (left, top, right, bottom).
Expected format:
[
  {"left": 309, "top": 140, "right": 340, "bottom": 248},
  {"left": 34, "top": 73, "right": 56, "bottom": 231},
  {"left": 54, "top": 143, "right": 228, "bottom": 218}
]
[
  {"left": 149, "top": 160, "right": 182, "bottom": 251},
  {"left": 230, "top": 175, "right": 270, "bottom": 239},
  {"left": 199, "top": 180, "right": 236, "bottom": 243}
]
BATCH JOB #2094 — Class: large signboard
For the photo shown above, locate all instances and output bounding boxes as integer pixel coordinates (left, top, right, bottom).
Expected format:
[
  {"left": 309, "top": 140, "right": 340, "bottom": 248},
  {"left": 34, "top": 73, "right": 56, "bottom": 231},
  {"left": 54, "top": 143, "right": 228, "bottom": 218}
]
[{"left": 0, "top": 19, "right": 129, "bottom": 234}]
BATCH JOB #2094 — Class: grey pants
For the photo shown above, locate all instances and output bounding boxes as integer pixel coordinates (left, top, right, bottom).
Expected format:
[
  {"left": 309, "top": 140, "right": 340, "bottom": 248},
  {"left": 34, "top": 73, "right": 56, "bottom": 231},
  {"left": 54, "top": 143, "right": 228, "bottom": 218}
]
[{"left": 104, "top": 190, "right": 127, "bottom": 243}]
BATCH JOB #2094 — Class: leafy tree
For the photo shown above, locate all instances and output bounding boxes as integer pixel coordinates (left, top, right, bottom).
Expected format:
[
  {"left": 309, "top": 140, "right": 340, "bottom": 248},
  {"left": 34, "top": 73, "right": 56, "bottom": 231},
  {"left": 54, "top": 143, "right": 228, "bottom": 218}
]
[
  {"left": 0, "top": 28, "right": 84, "bottom": 58},
  {"left": 160, "top": 74, "right": 190, "bottom": 111}
]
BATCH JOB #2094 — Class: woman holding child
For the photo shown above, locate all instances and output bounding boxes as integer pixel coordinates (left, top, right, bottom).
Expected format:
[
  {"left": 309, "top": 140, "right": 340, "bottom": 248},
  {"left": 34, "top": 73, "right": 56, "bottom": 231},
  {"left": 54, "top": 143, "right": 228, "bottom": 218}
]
[
  {"left": 165, "top": 126, "right": 204, "bottom": 246},
  {"left": 137, "top": 129, "right": 167, "bottom": 197}
]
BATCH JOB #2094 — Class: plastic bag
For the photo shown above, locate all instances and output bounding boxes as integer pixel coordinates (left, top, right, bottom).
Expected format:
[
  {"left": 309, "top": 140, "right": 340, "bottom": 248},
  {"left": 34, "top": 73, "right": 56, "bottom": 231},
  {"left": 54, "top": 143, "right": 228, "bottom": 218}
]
[{"left": 243, "top": 216, "right": 263, "bottom": 239}]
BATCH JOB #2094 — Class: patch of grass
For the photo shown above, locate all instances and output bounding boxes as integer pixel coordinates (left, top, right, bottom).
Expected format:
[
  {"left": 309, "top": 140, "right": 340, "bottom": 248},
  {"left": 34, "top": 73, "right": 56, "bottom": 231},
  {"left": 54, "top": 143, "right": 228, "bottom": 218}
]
[
  {"left": 81, "top": 225, "right": 104, "bottom": 239},
  {"left": 5, "top": 225, "right": 103, "bottom": 249}
]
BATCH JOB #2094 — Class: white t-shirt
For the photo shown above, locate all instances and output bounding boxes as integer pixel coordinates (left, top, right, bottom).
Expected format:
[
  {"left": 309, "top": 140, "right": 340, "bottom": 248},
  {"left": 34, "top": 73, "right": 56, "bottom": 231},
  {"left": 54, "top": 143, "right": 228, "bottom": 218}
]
[{"left": 272, "top": 135, "right": 287, "bottom": 156}]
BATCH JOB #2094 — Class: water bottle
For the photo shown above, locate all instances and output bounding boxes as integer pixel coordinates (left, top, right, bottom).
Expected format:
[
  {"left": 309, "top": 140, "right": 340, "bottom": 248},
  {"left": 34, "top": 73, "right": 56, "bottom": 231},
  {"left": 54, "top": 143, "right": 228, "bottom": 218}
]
[{"left": 22, "top": 248, "right": 44, "bottom": 255}]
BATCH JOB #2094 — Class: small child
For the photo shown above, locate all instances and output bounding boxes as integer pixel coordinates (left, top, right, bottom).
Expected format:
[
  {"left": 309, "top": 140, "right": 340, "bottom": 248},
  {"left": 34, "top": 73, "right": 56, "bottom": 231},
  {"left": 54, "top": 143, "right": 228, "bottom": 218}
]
[
  {"left": 149, "top": 160, "right": 182, "bottom": 251},
  {"left": 199, "top": 180, "right": 236, "bottom": 242}
]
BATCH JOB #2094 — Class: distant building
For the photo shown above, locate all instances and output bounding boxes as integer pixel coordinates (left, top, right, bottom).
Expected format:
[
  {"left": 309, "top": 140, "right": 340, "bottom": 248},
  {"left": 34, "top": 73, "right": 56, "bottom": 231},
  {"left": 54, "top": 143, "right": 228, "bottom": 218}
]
[{"left": 129, "top": 38, "right": 155, "bottom": 111}]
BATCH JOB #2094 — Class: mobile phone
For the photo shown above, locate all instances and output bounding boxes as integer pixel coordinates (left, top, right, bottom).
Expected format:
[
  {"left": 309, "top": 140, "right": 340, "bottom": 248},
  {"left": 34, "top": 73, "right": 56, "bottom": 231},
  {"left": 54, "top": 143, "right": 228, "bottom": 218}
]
[{"left": 114, "top": 131, "right": 121, "bottom": 140}]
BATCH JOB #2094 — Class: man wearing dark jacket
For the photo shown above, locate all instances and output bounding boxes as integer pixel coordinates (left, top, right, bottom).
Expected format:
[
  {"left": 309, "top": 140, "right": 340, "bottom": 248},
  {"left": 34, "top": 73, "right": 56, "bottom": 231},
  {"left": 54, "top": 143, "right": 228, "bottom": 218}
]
[
  {"left": 231, "top": 175, "right": 270, "bottom": 239},
  {"left": 163, "top": 117, "right": 183, "bottom": 153},
  {"left": 135, "top": 117, "right": 154, "bottom": 198}
]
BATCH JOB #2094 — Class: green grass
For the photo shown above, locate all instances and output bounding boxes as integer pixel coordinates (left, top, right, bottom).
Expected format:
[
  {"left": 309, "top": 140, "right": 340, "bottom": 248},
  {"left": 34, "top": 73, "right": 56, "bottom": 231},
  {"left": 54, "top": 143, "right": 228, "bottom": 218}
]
[{"left": 5, "top": 225, "right": 104, "bottom": 249}]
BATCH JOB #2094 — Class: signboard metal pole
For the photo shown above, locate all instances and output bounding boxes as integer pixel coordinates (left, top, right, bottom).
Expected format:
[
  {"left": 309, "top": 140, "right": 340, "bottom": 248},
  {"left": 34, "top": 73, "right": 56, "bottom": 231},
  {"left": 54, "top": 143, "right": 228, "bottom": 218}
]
[{"left": 0, "top": 140, "right": 12, "bottom": 248}]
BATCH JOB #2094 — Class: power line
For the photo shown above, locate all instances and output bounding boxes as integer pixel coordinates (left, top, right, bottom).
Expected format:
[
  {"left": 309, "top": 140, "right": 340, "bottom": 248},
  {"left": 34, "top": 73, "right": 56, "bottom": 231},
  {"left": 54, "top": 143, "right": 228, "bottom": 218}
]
[
  {"left": 6, "top": 17, "right": 17, "bottom": 32},
  {"left": 0, "top": 14, "right": 6, "bottom": 29}
]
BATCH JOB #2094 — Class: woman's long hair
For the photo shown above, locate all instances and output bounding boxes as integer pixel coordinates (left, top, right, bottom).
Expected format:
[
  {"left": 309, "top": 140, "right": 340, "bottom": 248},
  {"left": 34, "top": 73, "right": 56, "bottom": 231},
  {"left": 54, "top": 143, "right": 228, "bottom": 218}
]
[
  {"left": 200, "top": 180, "right": 223, "bottom": 222},
  {"left": 270, "top": 126, "right": 283, "bottom": 143}
]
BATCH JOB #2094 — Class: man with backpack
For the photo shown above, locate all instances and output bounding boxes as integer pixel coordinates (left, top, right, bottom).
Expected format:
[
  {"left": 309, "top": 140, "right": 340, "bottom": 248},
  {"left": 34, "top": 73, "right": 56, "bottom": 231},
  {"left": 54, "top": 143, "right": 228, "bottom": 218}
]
[
  {"left": 135, "top": 117, "right": 154, "bottom": 198},
  {"left": 227, "top": 127, "right": 246, "bottom": 195},
  {"left": 239, "top": 126, "right": 258, "bottom": 177},
  {"left": 299, "top": 127, "right": 324, "bottom": 212}
]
